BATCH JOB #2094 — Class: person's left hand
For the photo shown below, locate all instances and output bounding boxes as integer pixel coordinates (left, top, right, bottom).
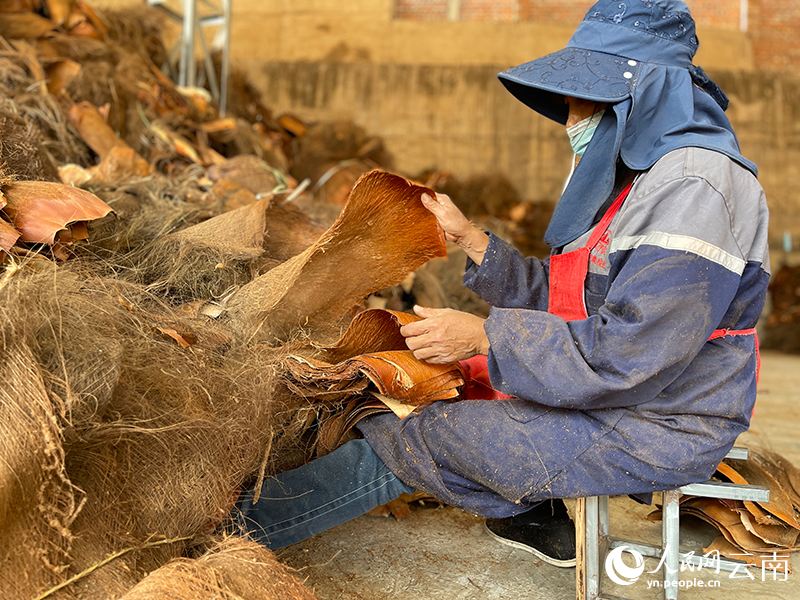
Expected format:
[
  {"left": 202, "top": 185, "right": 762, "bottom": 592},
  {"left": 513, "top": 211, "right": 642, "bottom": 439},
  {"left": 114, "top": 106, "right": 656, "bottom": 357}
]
[{"left": 400, "top": 305, "right": 489, "bottom": 364}]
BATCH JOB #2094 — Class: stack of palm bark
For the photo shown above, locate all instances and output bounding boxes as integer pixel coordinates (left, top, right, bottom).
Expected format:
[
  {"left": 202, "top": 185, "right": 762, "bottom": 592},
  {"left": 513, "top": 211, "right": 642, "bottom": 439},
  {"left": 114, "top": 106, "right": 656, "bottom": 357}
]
[
  {"left": 650, "top": 447, "right": 800, "bottom": 573},
  {"left": 284, "top": 308, "right": 465, "bottom": 456}
]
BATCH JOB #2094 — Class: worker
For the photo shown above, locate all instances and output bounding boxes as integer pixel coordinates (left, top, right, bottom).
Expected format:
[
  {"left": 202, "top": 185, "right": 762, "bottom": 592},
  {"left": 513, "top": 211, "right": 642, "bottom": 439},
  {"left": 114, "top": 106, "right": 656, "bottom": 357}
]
[{"left": 236, "top": 0, "right": 768, "bottom": 569}]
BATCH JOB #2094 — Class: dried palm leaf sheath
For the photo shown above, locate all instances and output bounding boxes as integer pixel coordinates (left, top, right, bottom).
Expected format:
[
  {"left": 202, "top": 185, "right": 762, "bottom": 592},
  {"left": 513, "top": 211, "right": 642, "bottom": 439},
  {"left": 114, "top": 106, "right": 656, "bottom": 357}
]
[
  {"left": 312, "top": 308, "right": 419, "bottom": 364},
  {"left": 284, "top": 308, "right": 465, "bottom": 456},
  {"left": 726, "top": 454, "right": 800, "bottom": 528},
  {"left": 715, "top": 460, "right": 782, "bottom": 525},
  {"left": 93, "top": 146, "right": 153, "bottom": 181},
  {"left": 313, "top": 397, "right": 388, "bottom": 456},
  {"left": 259, "top": 200, "right": 326, "bottom": 263},
  {"left": 225, "top": 169, "right": 446, "bottom": 343},
  {"left": 173, "top": 196, "right": 271, "bottom": 253},
  {"left": 45, "top": 0, "right": 73, "bottom": 27},
  {"left": 118, "top": 538, "right": 318, "bottom": 600},
  {"left": 0, "top": 12, "right": 55, "bottom": 39},
  {"left": 0, "top": 1, "right": 40, "bottom": 14},
  {"left": 704, "top": 535, "right": 791, "bottom": 573},
  {"left": 753, "top": 449, "right": 800, "bottom": 510},
  {"left": 680, "top": 497, "right": 783, "bottom": 553},
  {"left": 65, "top": 103, "right": 152, "bottom": 182},
  {"left": 287, "top": 350, "right": 463, "bottom": 404},
  {"left": 740, "top": 509, "right": 800, "bottom": 549},
  {"left": 44, "top": 58, "right": 82, "bottom": 95},
  {"left": 208, "top": 177, "right": 260, "bottom": 211},
  {"left": 286, "top": 309, "right": 464, "bottom": 408},
  {"left": 0, "top": 219, "right": 21, "bottom": 251},
  {"left": 133, "top": 196, "right": 271, "bottom": 298},
  {"left": 207, "top": 154, "right": 283, "bottom": 196},
  {"left": 651, "top": 447, "right": 800, "bottom": 573},
  {"left": 67, "top": 101, "right": 131, "bottom": 160},
  {"left": 2, "top": 181, "right": 113, "bottom": 244}
]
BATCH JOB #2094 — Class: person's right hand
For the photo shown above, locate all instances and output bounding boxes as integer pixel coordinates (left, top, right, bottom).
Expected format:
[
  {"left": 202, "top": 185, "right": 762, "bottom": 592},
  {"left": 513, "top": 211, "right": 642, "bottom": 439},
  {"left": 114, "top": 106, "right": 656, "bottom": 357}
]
[
  {"left": 400, "top": 305, "right": 489, "bottom": 364},
  {"left": 421, "top": 192, "right": 489, "bottom": 265}
]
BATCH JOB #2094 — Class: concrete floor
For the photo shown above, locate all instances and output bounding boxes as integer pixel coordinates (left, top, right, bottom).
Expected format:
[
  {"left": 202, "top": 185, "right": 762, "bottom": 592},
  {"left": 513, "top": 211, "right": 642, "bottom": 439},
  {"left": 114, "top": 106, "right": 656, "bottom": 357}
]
[{"left": 278, "top": 350, "right": 800, "bottom": 599}]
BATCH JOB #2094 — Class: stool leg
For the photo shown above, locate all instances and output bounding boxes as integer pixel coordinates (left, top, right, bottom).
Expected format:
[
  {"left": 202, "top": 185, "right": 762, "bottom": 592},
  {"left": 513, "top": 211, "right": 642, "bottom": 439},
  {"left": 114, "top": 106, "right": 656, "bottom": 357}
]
[
  {"left": 576, "top": 497, "right": 601, "bottom": 600},
  {"left": 599, "top": 495, "right": 609, "bottom": 540},
  {"left": 662, "top": 489, "right": 681, "bottom": 600}
]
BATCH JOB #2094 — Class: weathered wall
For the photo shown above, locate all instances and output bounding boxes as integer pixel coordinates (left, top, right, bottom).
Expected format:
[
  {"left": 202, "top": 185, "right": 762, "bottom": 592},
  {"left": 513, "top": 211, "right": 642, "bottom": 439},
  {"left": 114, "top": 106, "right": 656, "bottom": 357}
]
[
  {"left": 396, "top": 0, "right": 521, "bottom": 22},
  {"left": 89, "top": 1, "right": 799, "bottom": 246},
  {"left": 227, "top": 2, "right": 798, "bottom": 240},
  {"left": 395, "top": 0, "right": 744, "bottom": 29},
  {"left": 258, "top": 61, "right": 570, "bottom": 203},
  {"left": 750, "top": 0, "right": 800, "bottom": 69},
  {"left": 228, "top": 1, "right": 752, "bottom": 70},
  {"left": 253, "top": 60, "right": 800, "bottom": 248},
  {"left": 716, "top": 71, "right": 800, "bottom": 246}
]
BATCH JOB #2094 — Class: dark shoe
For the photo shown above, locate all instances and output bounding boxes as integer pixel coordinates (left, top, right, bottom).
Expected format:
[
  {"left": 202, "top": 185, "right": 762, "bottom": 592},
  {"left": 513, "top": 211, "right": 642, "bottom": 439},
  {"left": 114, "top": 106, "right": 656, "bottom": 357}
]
[{"left": 484, "top": 499, "right": 577, "bottom": 567}]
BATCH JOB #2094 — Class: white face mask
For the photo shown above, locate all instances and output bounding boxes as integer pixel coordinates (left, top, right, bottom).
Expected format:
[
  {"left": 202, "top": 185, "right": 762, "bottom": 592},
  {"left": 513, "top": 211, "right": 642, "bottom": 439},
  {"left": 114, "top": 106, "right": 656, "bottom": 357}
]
[{"left": 566, "top": 110, "right": 605, "bottom": 157}]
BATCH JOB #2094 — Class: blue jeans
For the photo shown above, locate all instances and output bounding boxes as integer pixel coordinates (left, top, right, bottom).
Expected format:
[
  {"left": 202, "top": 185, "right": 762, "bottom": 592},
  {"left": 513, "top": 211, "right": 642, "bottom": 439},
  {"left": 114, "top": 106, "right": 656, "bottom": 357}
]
[{"left": 237, "top": 439, "right": 414, "bottom": 549}]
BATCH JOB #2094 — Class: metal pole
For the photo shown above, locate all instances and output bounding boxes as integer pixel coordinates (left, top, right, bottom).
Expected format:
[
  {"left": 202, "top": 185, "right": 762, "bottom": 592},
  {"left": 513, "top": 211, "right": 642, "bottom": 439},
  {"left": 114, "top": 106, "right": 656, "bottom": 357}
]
[
  {"left": 179, "top": 0, "right": 197, "bottom": 87},
  {"left": 220, "top": 0, "right": 231, "bottom": 115},
  {"left": 447, "top": 0, "right": 460, "bottom": 21},
  {"left": 197, "top": 21, "right": 220, "bottom": 99},
  {"left": 662, "top": 489, "right": 681, "bottom": 600},
  {"left": 740, "top": 0, "right": 748, "bottom": 32}
]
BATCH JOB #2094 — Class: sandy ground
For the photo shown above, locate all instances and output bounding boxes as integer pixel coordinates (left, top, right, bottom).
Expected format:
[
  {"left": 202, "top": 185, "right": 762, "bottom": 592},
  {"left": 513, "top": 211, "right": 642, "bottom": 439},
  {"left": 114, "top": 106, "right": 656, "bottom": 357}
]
[{"left": 278, "top": 350, "right": 800, "bottom": 600}]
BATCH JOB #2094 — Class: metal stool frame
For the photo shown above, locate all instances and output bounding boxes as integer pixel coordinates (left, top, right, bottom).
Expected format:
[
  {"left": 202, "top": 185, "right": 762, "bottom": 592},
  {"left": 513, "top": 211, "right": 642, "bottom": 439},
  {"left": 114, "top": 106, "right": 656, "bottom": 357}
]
[{"left": 576, "top": 447, "right": 770, "bottom": 600}]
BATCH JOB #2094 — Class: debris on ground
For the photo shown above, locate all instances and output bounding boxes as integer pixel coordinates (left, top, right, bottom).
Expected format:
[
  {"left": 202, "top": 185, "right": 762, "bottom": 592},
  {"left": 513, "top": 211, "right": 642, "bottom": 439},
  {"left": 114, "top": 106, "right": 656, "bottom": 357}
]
[{"left": 649, "top": 446, "right": 800, "bottom": 572}]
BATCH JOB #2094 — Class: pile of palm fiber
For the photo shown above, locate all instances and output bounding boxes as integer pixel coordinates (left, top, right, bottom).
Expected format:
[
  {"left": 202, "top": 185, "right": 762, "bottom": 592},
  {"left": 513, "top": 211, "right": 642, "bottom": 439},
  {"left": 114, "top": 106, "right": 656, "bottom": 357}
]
[
  {"left": 0, "top": 3, "right": 453, "bottom": 600},
  {"left": 0, "top": 265, "right": 287, "bottom": 599},
  {"left": 116, "top": 537, "right": 317, "bottom": 600}
]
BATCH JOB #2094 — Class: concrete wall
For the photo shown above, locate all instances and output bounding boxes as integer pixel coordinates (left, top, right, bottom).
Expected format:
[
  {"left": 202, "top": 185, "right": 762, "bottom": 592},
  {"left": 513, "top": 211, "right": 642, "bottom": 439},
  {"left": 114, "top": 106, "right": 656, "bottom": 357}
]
[
  {"left": 93, "top": 1, "right": 800, "bottom": 246},
  {"left": 228, "top": 0, "right": 753, "bottom": 70},
  {"left": 750, "top": 0, "right": 800, "bottom": 68},
  {"left": 396, "top": 0, "right": 744, "bottom": 30},
  {"left": 253, "top": 60, "right": 800, "bottom": 248},
  {"left": 258, "top": 61, "right": 571, "bottom": 203},
  {"left": 227, "top": 1, "right": 800, "bottom": 238},
  {"left": 716, "top": 71, "right": 800, "bottom": 247}
]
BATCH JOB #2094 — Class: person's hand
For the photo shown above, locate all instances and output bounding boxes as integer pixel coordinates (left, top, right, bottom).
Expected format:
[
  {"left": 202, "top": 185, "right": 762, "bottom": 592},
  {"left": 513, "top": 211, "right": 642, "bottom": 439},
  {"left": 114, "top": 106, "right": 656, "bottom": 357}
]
[
  {"left": 400, "top": 305, "right": 489, "bottom": 364},
  {"left": 421, "top": 192, "right": 489, "bottom": 265}
]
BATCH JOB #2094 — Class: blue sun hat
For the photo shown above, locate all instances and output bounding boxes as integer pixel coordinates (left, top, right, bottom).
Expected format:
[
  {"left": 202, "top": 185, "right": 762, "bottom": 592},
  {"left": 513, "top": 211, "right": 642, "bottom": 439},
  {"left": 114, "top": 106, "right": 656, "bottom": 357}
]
[{"left": 498, "top": 0, "right": 757, "bottom": 249}]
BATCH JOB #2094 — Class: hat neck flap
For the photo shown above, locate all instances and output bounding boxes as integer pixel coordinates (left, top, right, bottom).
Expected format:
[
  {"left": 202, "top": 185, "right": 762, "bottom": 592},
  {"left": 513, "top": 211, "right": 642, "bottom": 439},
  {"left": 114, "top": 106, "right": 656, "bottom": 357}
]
[
  {"left": 620, "top": 63, "right": 757, "bottom": 176},
  {"left": 543, "top": 101, "right": 628, "bottom": 249}
]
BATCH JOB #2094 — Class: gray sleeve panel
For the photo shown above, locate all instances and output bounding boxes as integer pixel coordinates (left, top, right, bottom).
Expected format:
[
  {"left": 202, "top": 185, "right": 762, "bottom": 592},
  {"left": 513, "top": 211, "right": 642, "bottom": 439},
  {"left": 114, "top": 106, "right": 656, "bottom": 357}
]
[{"left": 611, "top": 148, "right": 770, "bottom": 274}]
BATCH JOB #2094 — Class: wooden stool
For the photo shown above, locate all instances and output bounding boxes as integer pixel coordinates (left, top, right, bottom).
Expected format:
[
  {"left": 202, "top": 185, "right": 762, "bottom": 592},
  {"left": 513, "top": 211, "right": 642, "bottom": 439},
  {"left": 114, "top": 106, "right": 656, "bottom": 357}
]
[{"left": 575, "top": 447, "right": 770, "bottom": 600}]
